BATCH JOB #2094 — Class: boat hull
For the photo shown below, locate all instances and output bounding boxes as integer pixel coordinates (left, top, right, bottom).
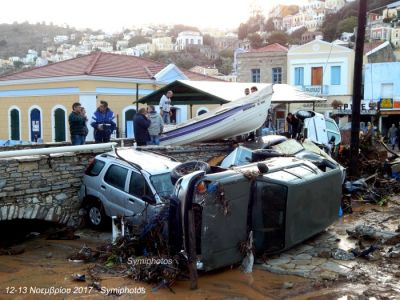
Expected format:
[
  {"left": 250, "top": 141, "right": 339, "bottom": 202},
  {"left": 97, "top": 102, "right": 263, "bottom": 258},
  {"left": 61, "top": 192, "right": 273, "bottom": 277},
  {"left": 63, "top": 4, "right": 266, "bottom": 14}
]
[{"left": 160, "top": 87, "right": 272, "bottom": 146}]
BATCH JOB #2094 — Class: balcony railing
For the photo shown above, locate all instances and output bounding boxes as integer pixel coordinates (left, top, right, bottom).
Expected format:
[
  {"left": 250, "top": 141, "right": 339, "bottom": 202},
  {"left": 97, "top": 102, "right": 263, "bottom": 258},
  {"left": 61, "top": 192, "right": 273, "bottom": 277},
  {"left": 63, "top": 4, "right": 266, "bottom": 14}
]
[{"left": 302, "top": 85, "right": 329, "bottom": 96}]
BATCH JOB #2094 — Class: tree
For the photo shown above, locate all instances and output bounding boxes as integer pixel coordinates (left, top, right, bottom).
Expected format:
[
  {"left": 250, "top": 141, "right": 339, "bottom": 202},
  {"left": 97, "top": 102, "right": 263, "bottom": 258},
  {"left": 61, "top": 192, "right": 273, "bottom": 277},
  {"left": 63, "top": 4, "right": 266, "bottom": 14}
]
[
  {"left": 265, "top": 18, "right": 276, "bottom": 32},
  {"left": 203, "top": 34, "right": 215, "bottom": 47},
  {"left": 128, "top": 36, "right": 151, "bottom": 47},
  {"left": 321, "top": 13, "right": 339, "bottom": 41},
  {"left": 247, "top": 33, "right": 263, "bottom": 49},
  {"left": 168, "top": 24, "right": 200, "bottom": 39},
  {"left": 219, "top": 48, "right": 233, "bottom": 58},
  {"left": 336, "top": 16, "right": 358, "bottom": 36},
  {"left": 289, "top": 27, "right": 307, "bottom": 44},
  {"left": 238, "top": 23, "right": 249, "bottom": 40},
  {"left": 13, "top": 61, "right": 24, "bottom": 69},
  {"left": 267, "top": 31, "right": 289, "bottom": 46}
]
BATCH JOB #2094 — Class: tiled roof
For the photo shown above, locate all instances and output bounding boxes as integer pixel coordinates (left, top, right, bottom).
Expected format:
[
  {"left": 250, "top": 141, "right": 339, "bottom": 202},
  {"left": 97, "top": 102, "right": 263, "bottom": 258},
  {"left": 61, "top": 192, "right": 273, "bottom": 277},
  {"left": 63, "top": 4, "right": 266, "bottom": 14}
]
[
  {"left": 0, "top": 52, "right": 220, "bottom": 82},
  {"left": 249, "top": 43, "right": 288, "bottom": 53},
  {"left": 363, "top": 41, "right": 386, "bottom": 54}
]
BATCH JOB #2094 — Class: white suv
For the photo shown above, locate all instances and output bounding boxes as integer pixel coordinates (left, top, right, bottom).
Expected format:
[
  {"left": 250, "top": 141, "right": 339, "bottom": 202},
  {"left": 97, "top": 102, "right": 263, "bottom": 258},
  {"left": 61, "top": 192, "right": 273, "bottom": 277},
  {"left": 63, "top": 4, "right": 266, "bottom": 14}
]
[{"left": 78, "top": 148, "right": 180, "bottom": 228}]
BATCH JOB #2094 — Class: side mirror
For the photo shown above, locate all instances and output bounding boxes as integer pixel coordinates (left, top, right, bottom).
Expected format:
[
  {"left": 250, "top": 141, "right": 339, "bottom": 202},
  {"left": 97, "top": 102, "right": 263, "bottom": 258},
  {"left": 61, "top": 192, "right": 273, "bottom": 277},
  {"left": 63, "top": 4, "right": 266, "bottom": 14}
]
[{"left": 142, "top": 195, "right": 156, "bottom": 205}]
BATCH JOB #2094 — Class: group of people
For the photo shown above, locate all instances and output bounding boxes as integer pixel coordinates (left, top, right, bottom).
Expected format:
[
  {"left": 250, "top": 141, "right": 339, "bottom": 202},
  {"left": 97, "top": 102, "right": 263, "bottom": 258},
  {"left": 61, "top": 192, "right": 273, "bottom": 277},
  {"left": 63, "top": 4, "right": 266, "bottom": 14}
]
[
  {"left": 68, "top": 100, "right": 116, "bottom": 145},
  {"left": 387, "top": 122, "right": 400, "bottom": 150},
  {"left": 244, "top": 86, "right": 258, "bottom": 96},
  {"left": 133, "top": 90, "right": 174, "bottom": 146},
  {"left": 68, "top": 91, "right": 173, "bottom": 146}
]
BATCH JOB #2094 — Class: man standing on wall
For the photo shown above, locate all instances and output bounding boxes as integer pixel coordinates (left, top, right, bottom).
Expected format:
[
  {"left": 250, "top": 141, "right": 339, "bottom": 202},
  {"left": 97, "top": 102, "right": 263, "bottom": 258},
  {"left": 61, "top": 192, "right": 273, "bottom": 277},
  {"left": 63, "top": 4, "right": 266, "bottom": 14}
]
[
  {"left": 159, "top": 90, "right": 173, "bottom": 124},
  {"left": 91, "top": 100, "right": 116, "bottom": 143},
  {"left": 68, "top": 102, "right": 87, "bottom": 145}
]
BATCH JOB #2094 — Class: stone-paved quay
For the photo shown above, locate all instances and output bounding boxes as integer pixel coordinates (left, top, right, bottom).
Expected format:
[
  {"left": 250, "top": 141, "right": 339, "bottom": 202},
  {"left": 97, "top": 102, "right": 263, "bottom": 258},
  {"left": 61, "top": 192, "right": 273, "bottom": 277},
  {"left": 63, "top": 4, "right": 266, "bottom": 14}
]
[
  {"left": 255, "top": 231, "right": 357, "bottom": 281},
  {"left": 255, "top": 199, "right": 400, "bottom": 297}
]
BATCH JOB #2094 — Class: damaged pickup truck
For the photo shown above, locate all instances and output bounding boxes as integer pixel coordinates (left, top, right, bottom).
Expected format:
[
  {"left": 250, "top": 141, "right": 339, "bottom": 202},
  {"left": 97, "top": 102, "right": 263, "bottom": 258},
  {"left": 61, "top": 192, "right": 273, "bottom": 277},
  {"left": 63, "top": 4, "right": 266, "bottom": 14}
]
[{"left": 170, "top": 138, "right": 343, "bottom": 271}]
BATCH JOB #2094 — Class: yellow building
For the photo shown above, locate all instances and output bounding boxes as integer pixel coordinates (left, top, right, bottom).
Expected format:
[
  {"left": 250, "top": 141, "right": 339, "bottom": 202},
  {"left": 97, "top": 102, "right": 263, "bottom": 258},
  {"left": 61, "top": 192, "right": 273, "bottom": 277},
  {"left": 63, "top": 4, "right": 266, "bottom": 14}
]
[{"left": 0, "top": 52, "right": 216, "bottom": 143}]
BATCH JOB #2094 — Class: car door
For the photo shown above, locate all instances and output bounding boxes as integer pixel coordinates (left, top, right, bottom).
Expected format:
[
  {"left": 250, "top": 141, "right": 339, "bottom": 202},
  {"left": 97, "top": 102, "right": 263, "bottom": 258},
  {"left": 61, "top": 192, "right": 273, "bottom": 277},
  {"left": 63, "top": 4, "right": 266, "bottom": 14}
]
[
  {"left": 325, "top": 118, "right": 341, "bottom": 145},
  {"left": 125, "top": 170, "right": 157, "bottom": 224},
  {"left": 102, "top": 163, "right": 130, "bottom": 216},
  {"left": 304, "top": 114, "right": 328, "bottom": 146}
]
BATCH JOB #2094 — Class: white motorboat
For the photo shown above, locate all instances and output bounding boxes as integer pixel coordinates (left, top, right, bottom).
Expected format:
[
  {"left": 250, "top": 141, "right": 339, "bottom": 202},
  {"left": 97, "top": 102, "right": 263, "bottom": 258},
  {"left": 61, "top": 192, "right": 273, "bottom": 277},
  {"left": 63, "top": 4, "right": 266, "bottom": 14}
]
[{"left": 160, "top": 85, "right": 273, "bottom": 146}]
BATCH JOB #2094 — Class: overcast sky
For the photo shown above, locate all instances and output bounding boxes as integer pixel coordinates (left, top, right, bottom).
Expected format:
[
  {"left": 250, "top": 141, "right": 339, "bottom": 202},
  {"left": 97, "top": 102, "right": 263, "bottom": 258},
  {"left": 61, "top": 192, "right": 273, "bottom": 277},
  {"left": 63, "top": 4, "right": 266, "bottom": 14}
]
[{"left": 2, "top": 0, "right": 303, "bottom": 32}]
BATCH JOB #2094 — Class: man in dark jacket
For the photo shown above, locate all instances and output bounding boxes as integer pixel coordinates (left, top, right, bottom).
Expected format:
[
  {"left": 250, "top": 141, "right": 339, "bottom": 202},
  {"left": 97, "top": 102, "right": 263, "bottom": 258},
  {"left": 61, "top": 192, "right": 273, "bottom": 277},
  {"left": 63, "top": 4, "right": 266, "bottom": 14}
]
[
  {"left": 134, "top": 107, "right": 151, "bottom": 146},
  {"left": 68, "top": 102, "right": 87, "bottom": 145},
  {"left": 91, "top": 101, "right": 116, "bottom": 143}
]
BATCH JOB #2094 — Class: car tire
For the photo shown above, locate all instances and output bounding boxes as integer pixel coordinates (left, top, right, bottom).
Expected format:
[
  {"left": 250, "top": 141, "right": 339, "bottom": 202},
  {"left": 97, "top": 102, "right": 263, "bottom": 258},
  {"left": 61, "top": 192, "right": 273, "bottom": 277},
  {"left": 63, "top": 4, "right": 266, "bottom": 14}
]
[
  {"left": 86, "top": 200, "right": 107, "bottom": 229},
  {"left": 170, "top": 160, "right": 210, "bottom": 185}
]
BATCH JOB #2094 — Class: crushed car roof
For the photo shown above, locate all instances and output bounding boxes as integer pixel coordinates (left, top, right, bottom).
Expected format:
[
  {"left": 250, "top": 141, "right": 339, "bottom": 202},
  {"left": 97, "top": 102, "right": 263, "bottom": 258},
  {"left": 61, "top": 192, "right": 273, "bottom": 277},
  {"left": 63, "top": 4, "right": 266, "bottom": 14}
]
[{"left": 104, "top": 148, "right": 180, "bottom": 174}]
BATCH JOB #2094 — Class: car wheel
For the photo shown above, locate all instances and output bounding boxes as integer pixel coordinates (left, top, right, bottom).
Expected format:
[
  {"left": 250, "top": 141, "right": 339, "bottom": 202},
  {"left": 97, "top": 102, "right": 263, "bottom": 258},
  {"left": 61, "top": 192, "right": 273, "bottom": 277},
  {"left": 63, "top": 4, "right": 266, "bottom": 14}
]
[
  {"left": 87, "top": 201, "right": 106, "bottom": 229},
  {"left": 170, "top": 160, "right": 210, "bottom": 185}
]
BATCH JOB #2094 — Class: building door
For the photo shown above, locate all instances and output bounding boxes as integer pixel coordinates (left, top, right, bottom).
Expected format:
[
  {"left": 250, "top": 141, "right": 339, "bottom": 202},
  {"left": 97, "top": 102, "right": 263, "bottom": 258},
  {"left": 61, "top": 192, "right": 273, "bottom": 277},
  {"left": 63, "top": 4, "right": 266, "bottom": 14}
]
[
  {"left": 10, "top": 109, "right": 20, "bottom": 140},
  {"left": 125, "top": 109, "right": 136, "bottom": 138},
  {"left": 30, "top": 108, "right": 41, "bottom": 142},
  {"left": 311, "top": 67, "right": 323, "bottom": 85},
  {"left": 54, "top": 108, "right": 66, "bottom": 142}
]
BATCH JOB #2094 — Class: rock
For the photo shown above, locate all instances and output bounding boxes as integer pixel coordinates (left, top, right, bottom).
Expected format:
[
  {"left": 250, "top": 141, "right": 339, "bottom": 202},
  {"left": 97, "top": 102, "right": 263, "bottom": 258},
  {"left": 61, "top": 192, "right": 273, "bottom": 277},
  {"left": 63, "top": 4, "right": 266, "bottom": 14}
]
[
  {"left": 294, "top": 253, "right": 313, "bottom": 260},
  {"left": 320, "top": 261, "right": 351, "bottom": 275},
  {"left": 282, "top": 282, "right": 294, "bottom": 289},
  {"left": 294, "top": 265, "right": 316, "bottom": 271},
  {"left": 55, "top": 193, "right": 68, "bottom": 203},
  {"left": 320, "top": 271, "right": 339, "bottom": 281},
  {"left": 0, "top": 180, "right": 6, "bottom": 189},
  {"left": 255, "top": 264, "right": 288, "bottom": 275},
  {"left": 331, "top": 248, "right": 355, "bottom": 261},
  {"left": 281, "top": 263, "right": 296, "bottom": 270},
  {"left": 1, "top": 206, "right": 8, "bottom": 220},
  {"left": 45, "top": 207, "right": 55, "bottom": 221},
  {"left": 318, "top": 250, "right": 331, "bottom": 258},
  {"left": 46, "top": 252, "right": 53, "bottom": 259},
  {"left": 45, "top": 195, "right": 53, "bottom": 204},
  {"left": 266, "top": 257, "right": 291, "bottom": 266},
  {"left": 310, "top": 258, "right": 327, "bottom": 266},
  {"left": 291, "top": 259, "right": 311, "bottom": 266}
]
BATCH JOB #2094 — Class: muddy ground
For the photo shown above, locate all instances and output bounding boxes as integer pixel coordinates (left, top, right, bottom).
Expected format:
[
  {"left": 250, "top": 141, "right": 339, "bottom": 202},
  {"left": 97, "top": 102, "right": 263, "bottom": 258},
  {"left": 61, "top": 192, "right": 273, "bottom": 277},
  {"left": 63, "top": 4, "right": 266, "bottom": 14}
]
[{"left": 0, "top": 197, "right": 399, "bottom": 300}]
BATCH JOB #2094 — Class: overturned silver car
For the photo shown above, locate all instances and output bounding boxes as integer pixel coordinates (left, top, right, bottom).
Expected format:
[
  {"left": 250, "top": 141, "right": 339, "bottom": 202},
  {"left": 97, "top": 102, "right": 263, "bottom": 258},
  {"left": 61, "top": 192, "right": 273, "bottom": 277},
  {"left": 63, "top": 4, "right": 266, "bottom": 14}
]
[{"left": 170, "top": 138, "right": 343, "bottom": 271}]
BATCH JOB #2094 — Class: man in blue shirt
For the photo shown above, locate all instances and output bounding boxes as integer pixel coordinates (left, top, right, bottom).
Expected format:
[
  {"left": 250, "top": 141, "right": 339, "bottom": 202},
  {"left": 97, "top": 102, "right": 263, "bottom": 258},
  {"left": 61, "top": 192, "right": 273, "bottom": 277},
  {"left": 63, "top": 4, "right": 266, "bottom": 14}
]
[{"left": 91, "top": 101, "right": 116, "bottom": 143}]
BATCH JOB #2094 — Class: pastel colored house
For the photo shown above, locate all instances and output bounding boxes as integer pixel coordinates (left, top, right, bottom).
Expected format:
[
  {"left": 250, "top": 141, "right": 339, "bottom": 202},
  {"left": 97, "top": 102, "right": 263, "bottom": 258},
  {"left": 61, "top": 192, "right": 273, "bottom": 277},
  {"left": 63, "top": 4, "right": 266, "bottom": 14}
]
[{"left": 287, "top": 39, "right": 355, "bottom": 113}]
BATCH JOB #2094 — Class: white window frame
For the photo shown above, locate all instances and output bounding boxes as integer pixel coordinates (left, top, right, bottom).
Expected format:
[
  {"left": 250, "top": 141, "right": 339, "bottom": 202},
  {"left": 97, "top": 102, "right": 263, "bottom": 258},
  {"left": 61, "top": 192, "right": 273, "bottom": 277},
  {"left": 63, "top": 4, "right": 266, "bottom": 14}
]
[
  {"left": 51, "top": 105, "right": 68, "bottom": 142},
  {"left": 28, "top": 105, "right": 43, "bottom": 142}
]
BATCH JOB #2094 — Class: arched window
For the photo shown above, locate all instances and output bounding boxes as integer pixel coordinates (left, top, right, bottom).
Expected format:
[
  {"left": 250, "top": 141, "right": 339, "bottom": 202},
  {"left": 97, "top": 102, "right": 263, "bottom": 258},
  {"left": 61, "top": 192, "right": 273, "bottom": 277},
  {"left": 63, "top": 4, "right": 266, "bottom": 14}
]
[
  {"left": 9, "top": 107, "right": 21, "bottom": 140},
  {"left": 196, "top": 107, "right": 209, "bottom": 116},
  {"left": 29, "top": 106, "right": 42, "bottom": 142},
  {"left": 53, "top": 107, "right": 66, "bottom": 142}
]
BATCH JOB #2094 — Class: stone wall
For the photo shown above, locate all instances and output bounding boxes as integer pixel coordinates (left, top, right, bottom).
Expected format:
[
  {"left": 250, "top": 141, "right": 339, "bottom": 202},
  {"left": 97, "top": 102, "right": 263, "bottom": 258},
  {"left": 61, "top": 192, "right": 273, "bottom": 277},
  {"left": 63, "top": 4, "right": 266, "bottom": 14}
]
[{"left": 0, "top": 142, "right": 233, "bottom": 227}]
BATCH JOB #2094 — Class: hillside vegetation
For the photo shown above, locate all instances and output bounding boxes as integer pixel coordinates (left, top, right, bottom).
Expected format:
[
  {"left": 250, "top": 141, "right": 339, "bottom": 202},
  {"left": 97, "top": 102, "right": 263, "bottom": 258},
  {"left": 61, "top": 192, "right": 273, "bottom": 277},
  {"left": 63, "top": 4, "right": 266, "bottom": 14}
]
[{"left": 0, "top": 22, "right": 91, "bottom": 59}]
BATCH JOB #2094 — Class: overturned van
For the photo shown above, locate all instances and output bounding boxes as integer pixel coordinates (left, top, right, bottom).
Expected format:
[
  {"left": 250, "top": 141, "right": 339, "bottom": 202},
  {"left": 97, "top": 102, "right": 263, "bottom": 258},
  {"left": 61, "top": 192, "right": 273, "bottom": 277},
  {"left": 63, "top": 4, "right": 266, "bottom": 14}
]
[{"left": 171, "top": 156, "right": 342, "bottom": 271}]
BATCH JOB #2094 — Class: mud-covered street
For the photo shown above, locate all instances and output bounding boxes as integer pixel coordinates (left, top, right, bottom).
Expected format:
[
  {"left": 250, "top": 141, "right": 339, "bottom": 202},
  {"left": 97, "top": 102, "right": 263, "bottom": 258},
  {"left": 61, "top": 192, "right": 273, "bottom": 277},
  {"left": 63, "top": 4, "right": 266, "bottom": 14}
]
[{"left": 1, "top": 195, "right": 399, "bottom": 300}]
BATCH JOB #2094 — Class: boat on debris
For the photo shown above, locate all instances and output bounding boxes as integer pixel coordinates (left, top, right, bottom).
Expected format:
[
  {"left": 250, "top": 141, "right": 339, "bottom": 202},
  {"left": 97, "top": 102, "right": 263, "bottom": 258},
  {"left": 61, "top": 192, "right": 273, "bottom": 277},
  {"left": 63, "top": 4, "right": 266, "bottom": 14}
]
[{"left": 159, "top": 85, "right": 273, "bottom": 146}]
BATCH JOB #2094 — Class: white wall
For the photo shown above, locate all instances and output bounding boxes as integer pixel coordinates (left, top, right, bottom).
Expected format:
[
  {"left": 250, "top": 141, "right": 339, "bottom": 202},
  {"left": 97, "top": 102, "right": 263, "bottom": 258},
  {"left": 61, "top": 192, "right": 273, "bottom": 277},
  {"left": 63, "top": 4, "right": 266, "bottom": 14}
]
[
  {"left": 364, "top": 62, "right": 400, "bottom": 101},
  {"left": 79, "top": 94, "right": 97, "bottom": 141}
]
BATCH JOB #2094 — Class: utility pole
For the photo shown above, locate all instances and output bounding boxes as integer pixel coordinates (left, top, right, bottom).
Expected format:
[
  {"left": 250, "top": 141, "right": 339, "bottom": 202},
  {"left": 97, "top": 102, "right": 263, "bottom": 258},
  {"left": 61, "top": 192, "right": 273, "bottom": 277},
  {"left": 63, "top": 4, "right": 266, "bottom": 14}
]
[{"left": 349, "top": 0, "right": 367, "bottom": 178}]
